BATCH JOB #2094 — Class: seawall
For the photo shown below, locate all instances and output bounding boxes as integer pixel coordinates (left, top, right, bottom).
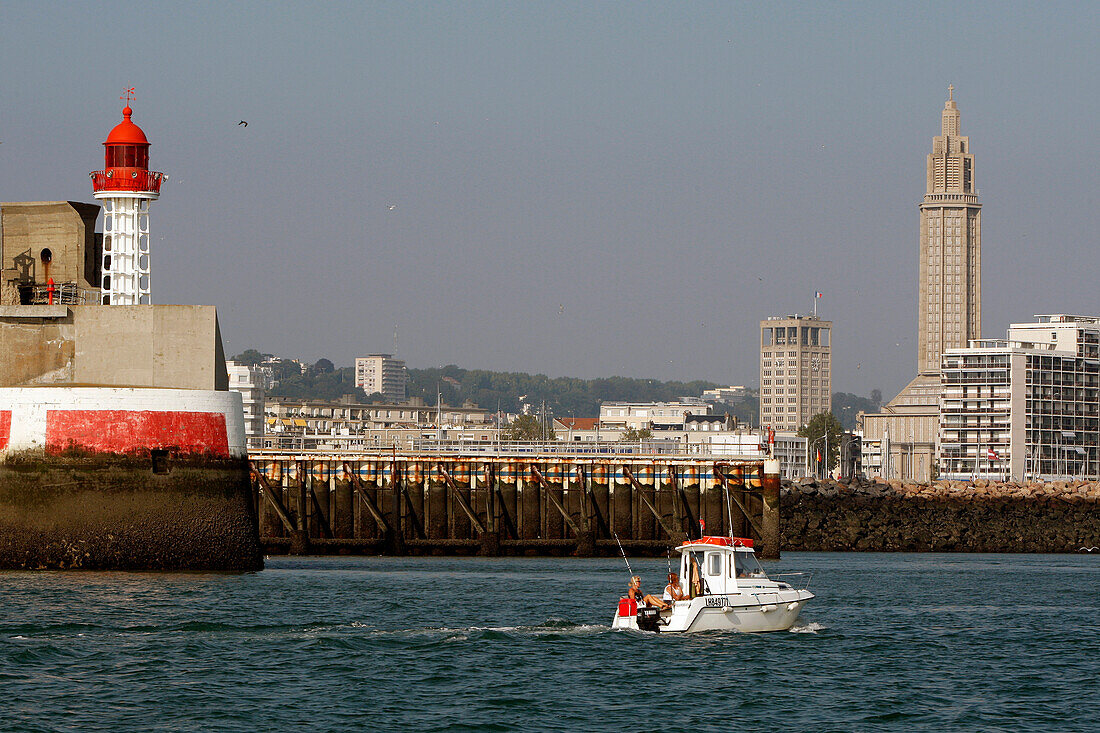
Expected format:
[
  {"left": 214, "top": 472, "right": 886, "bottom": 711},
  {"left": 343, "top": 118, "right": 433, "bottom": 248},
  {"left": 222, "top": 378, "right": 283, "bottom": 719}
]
[
  {"left": 781, "top": 477, "right": 1100, "bottom": 553},
  {"left": 0, "top": 451, "right": 263, "bottom": 570}
]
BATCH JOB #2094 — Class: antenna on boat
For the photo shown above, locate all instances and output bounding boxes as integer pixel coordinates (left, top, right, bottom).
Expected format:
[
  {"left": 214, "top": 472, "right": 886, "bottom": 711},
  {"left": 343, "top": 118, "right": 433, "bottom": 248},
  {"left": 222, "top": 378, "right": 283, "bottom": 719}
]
[
  {"left": 613, "top": 533, "right": 634, "bottom": 578},
  {"left": 720, "top": 463, "right": 736, "bottom": 540}
]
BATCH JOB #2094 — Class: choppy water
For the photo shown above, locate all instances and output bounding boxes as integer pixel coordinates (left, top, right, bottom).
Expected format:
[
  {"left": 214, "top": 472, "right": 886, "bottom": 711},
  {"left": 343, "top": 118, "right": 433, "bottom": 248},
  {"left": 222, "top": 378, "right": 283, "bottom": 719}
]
[{"left": 2, "top": 552, "right": 1097, "bottom": 732}]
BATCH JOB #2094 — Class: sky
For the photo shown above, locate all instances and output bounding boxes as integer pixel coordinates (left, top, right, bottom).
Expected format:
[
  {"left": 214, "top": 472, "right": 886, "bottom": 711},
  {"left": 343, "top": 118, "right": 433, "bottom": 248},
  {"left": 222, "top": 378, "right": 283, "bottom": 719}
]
[{"left": 2, "top": 1, "right": 1098, "bottom": 398}]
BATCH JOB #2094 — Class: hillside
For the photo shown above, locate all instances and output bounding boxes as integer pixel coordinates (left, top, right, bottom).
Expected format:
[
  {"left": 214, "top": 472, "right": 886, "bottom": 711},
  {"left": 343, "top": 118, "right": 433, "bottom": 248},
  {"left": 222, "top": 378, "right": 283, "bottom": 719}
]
[
  {"left": 236, "top": 351, "right": 878, "bottom": 428},
  {"left": 234, "top": 350, "right": 753, "bottom": 420}
]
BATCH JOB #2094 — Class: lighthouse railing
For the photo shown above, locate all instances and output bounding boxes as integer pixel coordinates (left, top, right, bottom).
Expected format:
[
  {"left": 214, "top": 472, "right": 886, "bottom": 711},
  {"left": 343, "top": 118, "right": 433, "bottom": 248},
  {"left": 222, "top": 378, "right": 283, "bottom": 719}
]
[{"left": 90, "top": 169, "right": 166, "bottom": 194}]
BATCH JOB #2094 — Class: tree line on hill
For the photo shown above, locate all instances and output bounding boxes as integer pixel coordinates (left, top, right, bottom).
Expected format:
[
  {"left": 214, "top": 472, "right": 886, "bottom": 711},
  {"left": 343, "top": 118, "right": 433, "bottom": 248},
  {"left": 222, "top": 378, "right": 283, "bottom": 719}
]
[{"left": 230, "top": 350, "right": 881, "bottom": 430}]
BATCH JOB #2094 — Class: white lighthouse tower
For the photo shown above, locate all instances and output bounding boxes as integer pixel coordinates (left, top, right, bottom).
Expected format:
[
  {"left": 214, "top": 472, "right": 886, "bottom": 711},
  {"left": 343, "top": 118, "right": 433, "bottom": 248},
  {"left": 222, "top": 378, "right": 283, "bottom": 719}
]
[{"left": 90, "top": 92, "right": 166, "bottom": 304}]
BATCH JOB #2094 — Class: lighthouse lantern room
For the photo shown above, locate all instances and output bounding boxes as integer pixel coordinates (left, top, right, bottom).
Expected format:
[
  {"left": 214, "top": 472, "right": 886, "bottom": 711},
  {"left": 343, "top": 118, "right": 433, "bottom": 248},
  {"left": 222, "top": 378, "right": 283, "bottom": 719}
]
[{"left": 90, "top": 92, "right": 166, "bottom": 305}]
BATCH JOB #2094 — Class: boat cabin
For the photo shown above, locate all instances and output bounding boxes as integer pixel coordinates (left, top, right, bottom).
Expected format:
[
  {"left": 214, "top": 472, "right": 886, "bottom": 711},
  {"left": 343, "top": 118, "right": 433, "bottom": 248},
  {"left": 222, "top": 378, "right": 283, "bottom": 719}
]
[{"left": 676, "top": 536, "right": 768, "bottom": 597}]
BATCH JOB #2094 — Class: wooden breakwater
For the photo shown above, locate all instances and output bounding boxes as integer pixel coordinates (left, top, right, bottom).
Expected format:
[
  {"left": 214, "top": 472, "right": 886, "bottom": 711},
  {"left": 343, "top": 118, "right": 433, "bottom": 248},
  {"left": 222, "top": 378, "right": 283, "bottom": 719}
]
[
  {"left": 248, "top": 451, "right": 781, "bottom": 558},
  {"left": 782, "top": 477, "right": 1100, "bottom": 552}
]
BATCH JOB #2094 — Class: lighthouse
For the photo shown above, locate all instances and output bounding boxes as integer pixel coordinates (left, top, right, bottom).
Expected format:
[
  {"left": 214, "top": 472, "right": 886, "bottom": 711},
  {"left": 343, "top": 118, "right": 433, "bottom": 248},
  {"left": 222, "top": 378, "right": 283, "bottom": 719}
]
[{"left": 90, "top": 94, "right": 166, "bottom": 305}]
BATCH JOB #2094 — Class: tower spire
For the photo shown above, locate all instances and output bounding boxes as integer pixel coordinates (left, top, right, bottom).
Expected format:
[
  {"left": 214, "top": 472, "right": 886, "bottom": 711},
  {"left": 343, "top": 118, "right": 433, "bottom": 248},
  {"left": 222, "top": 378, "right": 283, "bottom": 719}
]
[
  {"left": 919, "top": 88, "right": 980, "bottom": 376},
  {"left": 942, "top": 84, "right": 960, "bottom": 136}
]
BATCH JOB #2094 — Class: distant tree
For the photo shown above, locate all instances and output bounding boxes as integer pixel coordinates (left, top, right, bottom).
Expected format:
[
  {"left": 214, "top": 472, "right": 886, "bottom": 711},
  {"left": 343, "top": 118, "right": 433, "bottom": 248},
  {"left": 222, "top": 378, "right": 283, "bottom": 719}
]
[
  {"left": 313, "top": 358, "right": 335, "bottom": 374},
  {"left": 501, "top": 414, "right": 555, "bottom": 442},
  {"left": 269, "top": 359, "right": 304, "bottom": 381},
  {"left": 231, "top": 349, "right": 266, "bottom": 366},
  {"left": 268, "top": 365, "right": 364, "bottom": 402},
  {"left": 870, "top": 389, "right": 883, "bottom": 408},
  {"left": 798, "top": 412, "right": 844, "bottom": 472},
  {"left": 620, "top": 427, "right": 653, "bottom": 442},
  {"left": 831, "top": 392, "right": 881, "bottom": 430}
]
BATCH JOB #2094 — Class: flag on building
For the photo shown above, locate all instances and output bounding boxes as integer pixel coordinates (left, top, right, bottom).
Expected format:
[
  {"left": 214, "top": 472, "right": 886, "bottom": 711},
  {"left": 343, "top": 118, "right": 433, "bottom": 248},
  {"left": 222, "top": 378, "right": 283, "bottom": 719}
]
[
  {"left": 987, "top": 447, "right": 998, "bottom": 459},
  {"left": 815, "top": 291, "right": 823, "bottom": 298}
]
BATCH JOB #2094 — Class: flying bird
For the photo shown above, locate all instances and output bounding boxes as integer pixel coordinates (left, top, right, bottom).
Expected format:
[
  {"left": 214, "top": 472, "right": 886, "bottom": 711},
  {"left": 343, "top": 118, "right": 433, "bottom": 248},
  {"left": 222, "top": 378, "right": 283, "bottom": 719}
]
[
  {"left": 238, "top": 120, "right": 248, "bottom": 127},
  {"left": 387, "top": 204, "right": 397, "bottom": 211},
  {"left": 558, "top": 304, "right": 564, "bottom": 315}
]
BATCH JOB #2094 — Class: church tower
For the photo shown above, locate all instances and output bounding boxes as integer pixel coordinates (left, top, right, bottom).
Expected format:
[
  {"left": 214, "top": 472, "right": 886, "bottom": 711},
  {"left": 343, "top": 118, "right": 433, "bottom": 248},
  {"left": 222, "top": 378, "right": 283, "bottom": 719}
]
[{"left": 917, "top": 86, "right": 981, "bottom": 375}]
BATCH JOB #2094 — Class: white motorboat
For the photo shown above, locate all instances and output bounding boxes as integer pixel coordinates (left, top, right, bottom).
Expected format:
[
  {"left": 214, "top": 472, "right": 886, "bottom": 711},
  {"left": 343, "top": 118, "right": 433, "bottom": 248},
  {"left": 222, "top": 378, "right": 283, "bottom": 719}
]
[{"left": 611, "top": 536, "right": 813, "bottom": 633}]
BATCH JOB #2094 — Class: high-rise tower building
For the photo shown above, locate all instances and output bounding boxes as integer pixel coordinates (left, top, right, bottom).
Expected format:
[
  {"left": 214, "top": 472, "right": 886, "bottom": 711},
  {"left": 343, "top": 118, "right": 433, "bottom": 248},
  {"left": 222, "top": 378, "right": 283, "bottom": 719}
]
[
  {"left": 759, "top": 315, "right": 831, "bottom": 432},
  {"left": 355, "top": 354, "right": 407, "bottom": 401},
  {"left": 917, "top": 85, "right": 981, "bottom": 375},
  {"left": 90, "top": 97, "right": 166, "bottom": 305},
  {"left": 860, "top": 87, "right": 983, "bottom": 482}
]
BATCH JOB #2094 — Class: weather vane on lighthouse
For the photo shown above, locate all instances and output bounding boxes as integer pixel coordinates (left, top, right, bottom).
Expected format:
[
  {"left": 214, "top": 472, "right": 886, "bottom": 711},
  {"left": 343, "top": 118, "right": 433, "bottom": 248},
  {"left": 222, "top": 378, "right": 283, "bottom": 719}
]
[{"left": 89, "top": 89, "right": 167, "bottom": 305}]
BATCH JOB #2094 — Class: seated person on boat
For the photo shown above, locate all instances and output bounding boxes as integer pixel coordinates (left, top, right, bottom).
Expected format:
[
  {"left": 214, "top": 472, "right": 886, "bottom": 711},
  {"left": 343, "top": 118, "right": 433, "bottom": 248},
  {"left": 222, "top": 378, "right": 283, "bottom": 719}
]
[
  {"left": 628, "top": 576, "right": 669, "bottom": 610},
  {"left": 663, "top": 572, "right": 688, "bottom": 602}
]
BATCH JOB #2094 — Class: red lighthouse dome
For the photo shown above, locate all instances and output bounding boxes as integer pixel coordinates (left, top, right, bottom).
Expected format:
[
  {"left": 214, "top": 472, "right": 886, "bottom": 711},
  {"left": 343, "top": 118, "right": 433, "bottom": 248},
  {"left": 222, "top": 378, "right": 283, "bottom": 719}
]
[
  {"left": 91, "top": 103, "right": 165, "bottom": 196},
  {"left": 105, "top": 106, "right": 149, "bottom": 147}
]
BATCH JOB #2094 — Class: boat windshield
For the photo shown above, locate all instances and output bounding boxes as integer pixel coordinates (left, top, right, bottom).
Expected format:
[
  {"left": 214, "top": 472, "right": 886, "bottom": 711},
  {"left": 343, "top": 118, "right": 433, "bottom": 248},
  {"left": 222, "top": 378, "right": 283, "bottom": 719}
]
[{"left": 732, "top": 551, "right": 767, "bottom": 579}]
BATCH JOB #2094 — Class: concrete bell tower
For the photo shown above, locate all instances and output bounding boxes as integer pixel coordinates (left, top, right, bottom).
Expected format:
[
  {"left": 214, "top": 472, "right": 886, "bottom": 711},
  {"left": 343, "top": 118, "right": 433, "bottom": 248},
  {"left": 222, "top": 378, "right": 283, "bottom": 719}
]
[{"left": 90, "top": 90, "right": 167, "bottom": 305}]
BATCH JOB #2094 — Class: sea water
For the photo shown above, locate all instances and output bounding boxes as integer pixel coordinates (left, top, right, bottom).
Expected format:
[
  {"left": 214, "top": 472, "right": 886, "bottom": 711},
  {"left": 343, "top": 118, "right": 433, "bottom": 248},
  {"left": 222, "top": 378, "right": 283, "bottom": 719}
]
[{"left": 2, "top": 553, "right": 1097, "bottom": 731}]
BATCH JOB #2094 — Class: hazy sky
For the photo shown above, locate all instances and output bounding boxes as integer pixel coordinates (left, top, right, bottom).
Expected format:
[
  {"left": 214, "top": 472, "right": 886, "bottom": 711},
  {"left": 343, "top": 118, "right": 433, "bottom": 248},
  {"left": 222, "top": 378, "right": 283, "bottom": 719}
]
[{"left": 3, "top": 1, "right": 1098, "bottom": 397}]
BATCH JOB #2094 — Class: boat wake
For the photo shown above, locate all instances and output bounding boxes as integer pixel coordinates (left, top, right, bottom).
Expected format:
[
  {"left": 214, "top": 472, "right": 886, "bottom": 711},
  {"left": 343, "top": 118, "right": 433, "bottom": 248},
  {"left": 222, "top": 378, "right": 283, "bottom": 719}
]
[
  {"left": 788, "top": 622, "right": 826, "bottom": 634},
  {"left": 346, "top": 618, "right": 609, "bottom": 641}
]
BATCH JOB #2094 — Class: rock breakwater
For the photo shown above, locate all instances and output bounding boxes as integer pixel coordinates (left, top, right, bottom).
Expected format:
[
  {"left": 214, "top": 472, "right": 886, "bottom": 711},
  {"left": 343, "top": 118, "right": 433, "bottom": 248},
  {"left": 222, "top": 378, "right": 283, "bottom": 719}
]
[{"left": 781, "top": 477, "right": 1100, "bottom": 553}]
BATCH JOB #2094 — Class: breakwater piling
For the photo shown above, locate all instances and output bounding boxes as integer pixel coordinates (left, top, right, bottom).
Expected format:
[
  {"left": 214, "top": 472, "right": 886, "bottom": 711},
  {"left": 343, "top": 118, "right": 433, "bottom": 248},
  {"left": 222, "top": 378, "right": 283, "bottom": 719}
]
[
  {"left": 249, "top": 451, "right": 779, "bottom": 558},
  {"left": 782, "top": 476, "right": 1100, "bottom": 553}
]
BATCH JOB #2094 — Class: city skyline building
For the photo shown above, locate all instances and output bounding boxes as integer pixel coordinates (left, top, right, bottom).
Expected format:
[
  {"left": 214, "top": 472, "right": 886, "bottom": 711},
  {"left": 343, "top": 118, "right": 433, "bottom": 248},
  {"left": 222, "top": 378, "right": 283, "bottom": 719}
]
[
  {"left": 939, "top": 315, "right": 1100, "bottom": 481},
  {"left": 226, "top": 360, "right": 270, "bottom": 450},
  {"left": 861, "top": 87, "right": 982, "bottom": 481},
  {"left": 354, "top": 353, "right": 407, "bottom": 401},
  {"left": 918, "top": 84, "right": 982, "bottom": 375},
  {"left": 759, "top": 314, "right": 832, "bottom": 432}
]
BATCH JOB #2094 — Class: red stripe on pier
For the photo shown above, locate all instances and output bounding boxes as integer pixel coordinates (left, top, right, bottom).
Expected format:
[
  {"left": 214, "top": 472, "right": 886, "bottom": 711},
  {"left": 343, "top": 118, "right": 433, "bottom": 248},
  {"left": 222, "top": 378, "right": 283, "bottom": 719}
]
[
  {"left": 45, "top": 410, "right": 229, "bottom": 457},
  {"left": 0, "top": 411, "right": 11, "bottom": 450}
]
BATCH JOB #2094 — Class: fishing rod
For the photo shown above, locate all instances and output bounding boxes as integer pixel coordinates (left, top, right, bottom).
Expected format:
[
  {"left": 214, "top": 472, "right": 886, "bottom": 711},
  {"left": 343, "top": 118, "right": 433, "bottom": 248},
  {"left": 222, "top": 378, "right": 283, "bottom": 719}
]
[{"left": 613, "top": 533, "right": 634, "bottom": 578}]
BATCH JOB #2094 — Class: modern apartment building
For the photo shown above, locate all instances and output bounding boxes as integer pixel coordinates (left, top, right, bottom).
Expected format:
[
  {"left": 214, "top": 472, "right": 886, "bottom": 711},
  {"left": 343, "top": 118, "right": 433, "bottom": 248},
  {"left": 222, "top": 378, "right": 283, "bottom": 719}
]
[
  {"left": 226, "top": 360, "right": 270, "bottom": 449},
  {"left": 354, "top": 353, "right": 407, "bottom": 401},
  {"left": 759, "top": 315, "right": 831, "bottom": 432},
  {"left": 938, "top": 315, "right": 1100, "bottom": 481}
]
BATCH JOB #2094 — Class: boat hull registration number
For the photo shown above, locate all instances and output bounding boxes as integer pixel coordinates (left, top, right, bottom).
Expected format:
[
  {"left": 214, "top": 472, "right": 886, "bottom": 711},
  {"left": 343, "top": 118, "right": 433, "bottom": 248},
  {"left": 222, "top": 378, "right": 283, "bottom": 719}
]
[{"left": 704, "top": 596, "right": 728, "bottom": 608}]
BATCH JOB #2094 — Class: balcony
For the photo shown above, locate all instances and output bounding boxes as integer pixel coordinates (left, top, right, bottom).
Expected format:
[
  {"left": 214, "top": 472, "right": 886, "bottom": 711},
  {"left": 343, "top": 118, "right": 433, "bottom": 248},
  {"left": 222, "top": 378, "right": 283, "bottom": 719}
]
[
  {"left": 18, "top": 281, "right": 96, "bottom": 305},
  {"left": 90, "top": 169, "right": 165, "bottom": 195}
]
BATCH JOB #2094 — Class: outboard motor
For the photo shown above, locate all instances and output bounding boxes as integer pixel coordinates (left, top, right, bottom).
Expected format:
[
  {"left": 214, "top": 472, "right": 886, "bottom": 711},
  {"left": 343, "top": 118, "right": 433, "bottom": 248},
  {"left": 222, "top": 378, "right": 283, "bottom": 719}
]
[{"left": 636, "top": 606, "right": 661, "bottom": 632}]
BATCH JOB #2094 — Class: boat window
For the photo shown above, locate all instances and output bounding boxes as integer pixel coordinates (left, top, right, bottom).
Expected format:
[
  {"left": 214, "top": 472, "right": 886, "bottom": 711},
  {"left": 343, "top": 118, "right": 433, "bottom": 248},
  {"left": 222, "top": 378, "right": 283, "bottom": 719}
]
[
  {"left": 707, "top": 552, "right": 722, "bottom": 576},
  {"left": 733, "top": 551, "right": 767, "bottom": 579}
]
